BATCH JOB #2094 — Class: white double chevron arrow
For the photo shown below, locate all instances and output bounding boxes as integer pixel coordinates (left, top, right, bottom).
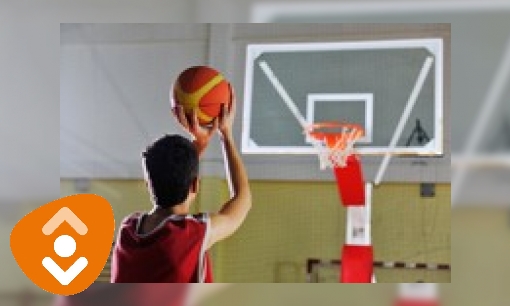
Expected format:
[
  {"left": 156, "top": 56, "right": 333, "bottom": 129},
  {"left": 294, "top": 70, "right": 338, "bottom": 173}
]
[
  {"left": 42, "top": 207, "right": 90, "bottom": 286},
  {"left": 42, "top": 257, "right": 88, "bottom": 286}
]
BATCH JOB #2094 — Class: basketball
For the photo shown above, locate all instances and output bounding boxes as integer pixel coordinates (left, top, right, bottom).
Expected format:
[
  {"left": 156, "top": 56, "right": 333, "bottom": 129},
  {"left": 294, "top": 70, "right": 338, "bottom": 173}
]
[{"left": 172, "top": 66, "right": 232, "bottom": 125}]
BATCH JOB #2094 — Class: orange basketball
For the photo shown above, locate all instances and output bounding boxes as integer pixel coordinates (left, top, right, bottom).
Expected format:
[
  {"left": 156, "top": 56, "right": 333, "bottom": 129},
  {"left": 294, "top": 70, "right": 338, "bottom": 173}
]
[{"left": 172, "top": 66, "right": 232, "bottom": 125}]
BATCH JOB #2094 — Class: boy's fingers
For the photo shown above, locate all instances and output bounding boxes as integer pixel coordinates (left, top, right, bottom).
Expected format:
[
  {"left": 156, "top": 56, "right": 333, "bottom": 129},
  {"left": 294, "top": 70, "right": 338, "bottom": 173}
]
[
  {"left": 172, "top": 105, "right": 182, "bottom": 118},
  {"left": 222, "top": 104, "right": 228, "bottom": 121},
  {"left": 229, "top": 85, "right": 236, "bottom": 114},
  {"left": 190, "top": 108, "right": 199, "bottom": 129},
  {"left": 176, "top": 106, "right": 190, "bottom": 130},
  {"left": 230, "top": 99, "right": 236, "bottom": 115},
  {"left": 225, "top": 103, "right": 232, "bottom": 121},
  {"left": 211, "top": 117, "right": 219, "bottom": 131}
]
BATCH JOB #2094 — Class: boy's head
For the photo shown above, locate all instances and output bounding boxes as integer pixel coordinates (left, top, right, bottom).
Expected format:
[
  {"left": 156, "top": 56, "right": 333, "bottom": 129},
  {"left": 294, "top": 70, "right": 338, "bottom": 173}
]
[{"left": 142, "top": 135, "right": 198, "bottom": 209}]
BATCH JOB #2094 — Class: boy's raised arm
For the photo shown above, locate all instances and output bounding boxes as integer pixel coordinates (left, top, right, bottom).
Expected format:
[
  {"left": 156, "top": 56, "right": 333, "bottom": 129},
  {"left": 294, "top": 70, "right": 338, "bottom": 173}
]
[{"left": 207, "top": 95, "right": 252, "bottom": 249}]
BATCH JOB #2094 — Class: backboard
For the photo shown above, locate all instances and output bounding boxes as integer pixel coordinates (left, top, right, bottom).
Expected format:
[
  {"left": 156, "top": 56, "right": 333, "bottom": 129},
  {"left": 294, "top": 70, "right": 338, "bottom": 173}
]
[{"left": 242, "top": 39, "right": 444, "bottom": 156}]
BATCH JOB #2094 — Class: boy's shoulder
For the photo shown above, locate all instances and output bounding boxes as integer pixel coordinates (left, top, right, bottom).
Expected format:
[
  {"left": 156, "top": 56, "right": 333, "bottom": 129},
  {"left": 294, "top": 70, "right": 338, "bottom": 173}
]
[
  {"left": 120, "top": 212, "right": 209, "bottom": 227},
  {"left": 164, "top": 213, "right": 210, "bottom": 226},
  {"left": 187, "top": 212, "right": 209, "bottom": 223},
  {"left": 120, "top": 212, "right": 143, "bottom": 225}
]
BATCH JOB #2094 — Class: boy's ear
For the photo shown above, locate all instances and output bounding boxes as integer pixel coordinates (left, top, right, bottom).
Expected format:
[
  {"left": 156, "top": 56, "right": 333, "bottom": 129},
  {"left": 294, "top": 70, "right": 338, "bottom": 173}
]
[{"left": 190, "top": 177, "right": 199, "bottom": 193}]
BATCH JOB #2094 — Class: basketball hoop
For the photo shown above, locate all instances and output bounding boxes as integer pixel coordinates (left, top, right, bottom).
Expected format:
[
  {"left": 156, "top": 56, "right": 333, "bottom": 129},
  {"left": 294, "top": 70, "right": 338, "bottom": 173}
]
[{"left": 306, "top": 122, "right": 364, "bottom": 169}]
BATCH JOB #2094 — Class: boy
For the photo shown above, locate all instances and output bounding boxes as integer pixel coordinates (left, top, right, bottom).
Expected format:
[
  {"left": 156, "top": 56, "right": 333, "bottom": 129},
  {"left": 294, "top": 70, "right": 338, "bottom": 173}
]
[{"left": 111, "top": 94, "right": 251, "bottom": 283}]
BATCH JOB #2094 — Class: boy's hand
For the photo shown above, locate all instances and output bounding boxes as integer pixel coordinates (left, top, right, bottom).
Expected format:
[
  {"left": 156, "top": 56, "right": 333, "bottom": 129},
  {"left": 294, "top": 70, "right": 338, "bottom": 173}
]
[
  {"left": 172, "top": 106, "right": 218, "bottom": 156},
  {"left": 218, "top": 86, "right": 236, "bottom": 138}
]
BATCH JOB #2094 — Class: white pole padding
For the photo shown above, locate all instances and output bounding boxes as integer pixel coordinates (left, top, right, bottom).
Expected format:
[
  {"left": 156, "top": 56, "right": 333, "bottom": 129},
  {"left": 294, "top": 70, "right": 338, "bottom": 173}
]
[
  {"left": 345, "top": 183, "right": 373, "bottom": 246},
  {"left": 365, "top": 182, "right": 372, "bottom": 244}
]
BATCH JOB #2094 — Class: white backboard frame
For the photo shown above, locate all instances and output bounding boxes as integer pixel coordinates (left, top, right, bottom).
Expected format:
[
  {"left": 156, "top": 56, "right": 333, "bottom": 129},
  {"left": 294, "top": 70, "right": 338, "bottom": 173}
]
[{"left": 242, "top": 39, "right": 444, "bottom": 156}]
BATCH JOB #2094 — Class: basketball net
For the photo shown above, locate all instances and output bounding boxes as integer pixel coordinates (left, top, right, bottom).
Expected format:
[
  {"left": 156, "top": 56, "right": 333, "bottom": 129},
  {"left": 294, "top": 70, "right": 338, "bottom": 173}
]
[{"left": 306, "top": 122, "right": 364, "bottom": 169}]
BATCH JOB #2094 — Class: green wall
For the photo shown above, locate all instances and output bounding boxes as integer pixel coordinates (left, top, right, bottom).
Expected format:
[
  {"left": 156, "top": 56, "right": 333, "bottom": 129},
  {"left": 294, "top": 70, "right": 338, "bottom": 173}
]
[
  {"left": 60, "top": 179, "right": 450, "bottom": 283},
  {"left": 214, "top": 180, "right": 450, "bottom": 283}
]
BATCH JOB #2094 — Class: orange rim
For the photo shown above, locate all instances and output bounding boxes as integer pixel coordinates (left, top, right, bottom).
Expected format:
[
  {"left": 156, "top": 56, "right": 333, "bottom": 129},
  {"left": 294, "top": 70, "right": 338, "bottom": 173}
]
[{"left": 308, "top": 122, "right": 364, "bottom": 149}]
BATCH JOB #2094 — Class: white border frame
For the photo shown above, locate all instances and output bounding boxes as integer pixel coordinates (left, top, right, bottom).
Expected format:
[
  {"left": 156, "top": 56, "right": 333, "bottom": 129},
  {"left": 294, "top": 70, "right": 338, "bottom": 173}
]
[
  {"left": 398, "top": 283, "right": 439, "bottom": 301},
  {"left": 251, "top": 1, "right": 510, "bottom": 22},
  {"left": 306, "top": 93, "right": 373, "bottom": 143},
  {"left": 242, "top": 38, "right": 443, "bottom": 156},
  {"left": 452, "top": 154, "right": 510, "bottom": 168}
]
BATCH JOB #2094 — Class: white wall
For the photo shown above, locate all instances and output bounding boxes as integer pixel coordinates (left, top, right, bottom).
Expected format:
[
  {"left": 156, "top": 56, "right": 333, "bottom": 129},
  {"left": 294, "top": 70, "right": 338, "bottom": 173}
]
[{"left": 60, "top": 24, "right": 210, "bottom": 178}]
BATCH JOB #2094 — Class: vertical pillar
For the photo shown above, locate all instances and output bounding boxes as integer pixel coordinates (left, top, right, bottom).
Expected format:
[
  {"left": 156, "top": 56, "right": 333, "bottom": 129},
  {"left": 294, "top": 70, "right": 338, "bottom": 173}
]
[{"left": 336, "top": 154, "right": 374, "bottom": 283}]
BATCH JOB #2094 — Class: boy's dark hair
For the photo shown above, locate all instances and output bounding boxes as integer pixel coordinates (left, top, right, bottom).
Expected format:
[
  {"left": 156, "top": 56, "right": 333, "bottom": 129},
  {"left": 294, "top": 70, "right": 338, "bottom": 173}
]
[{"left": 142, "top": 135, "right": 198, "bottom": 208}]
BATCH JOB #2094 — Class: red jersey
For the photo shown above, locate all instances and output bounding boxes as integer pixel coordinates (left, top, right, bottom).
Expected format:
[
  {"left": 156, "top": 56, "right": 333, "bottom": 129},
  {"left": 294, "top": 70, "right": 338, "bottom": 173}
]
[{"left": 111, "top": 212, "right": 213, "bottom": 283}]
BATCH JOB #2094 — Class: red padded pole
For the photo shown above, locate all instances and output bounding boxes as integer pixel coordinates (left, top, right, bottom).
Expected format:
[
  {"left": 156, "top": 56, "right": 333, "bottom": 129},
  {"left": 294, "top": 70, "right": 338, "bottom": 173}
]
[
  {"left": 334, "top": 155, "right": 365, "bottom": 206},
  {"left": 340, "top": 245, "right": 373, "bottom": 283}
]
